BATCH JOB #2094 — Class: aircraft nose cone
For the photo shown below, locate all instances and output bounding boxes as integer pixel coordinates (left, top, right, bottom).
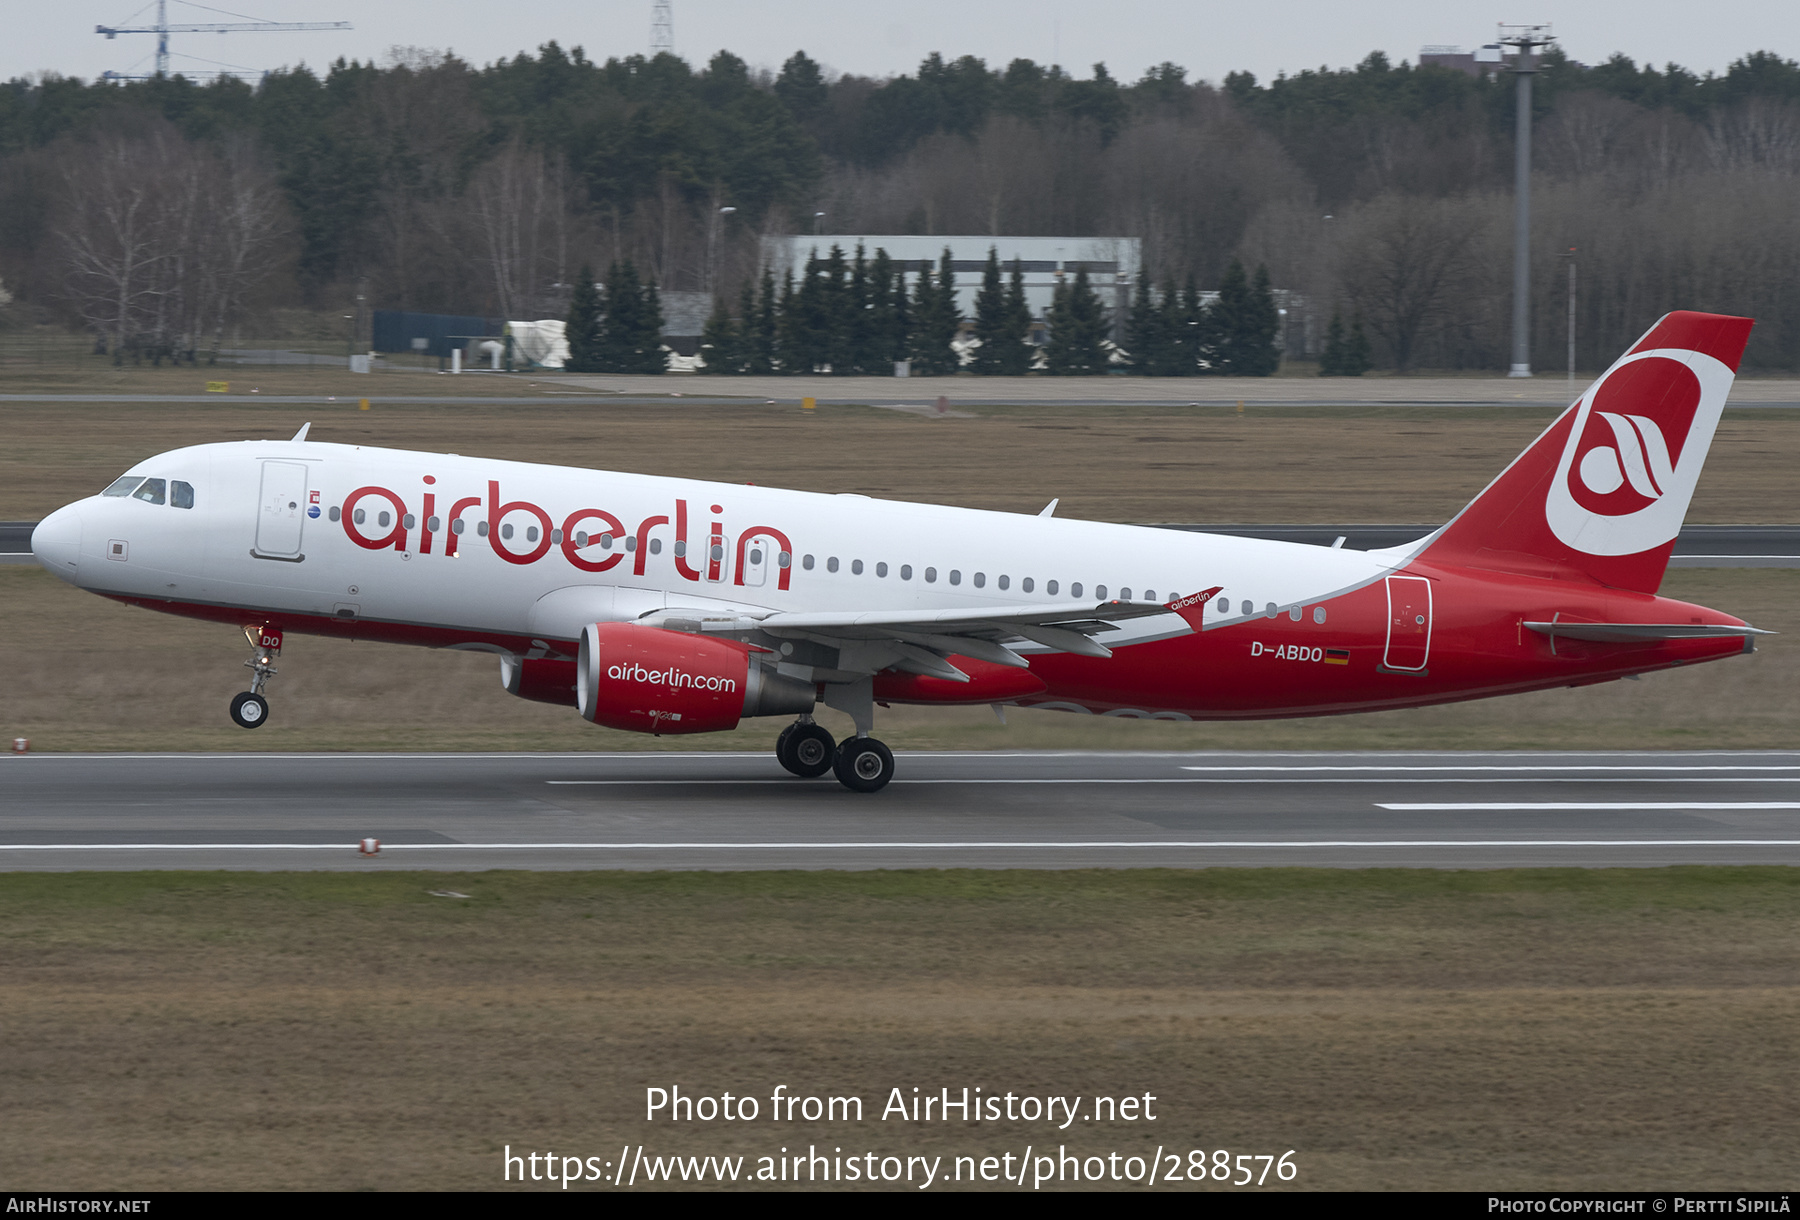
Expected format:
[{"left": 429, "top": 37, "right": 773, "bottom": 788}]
[{"left": 31, "top": 505, "right": 82, "bottom": 582}]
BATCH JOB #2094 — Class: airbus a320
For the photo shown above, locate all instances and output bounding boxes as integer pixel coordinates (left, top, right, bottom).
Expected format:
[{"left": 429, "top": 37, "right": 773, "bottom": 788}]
[{"left": 30, "top": 311, "right": 1765, "bottom": 790}]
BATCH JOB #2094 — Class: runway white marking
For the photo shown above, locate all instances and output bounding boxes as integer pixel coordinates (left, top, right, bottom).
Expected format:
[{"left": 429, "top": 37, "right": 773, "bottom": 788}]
[
  {"left": 1378, "top": 802, "right": 1800, "bottom": 811},
  {"left": 8, "top": 839, "right": 1800, "bottom": 852},
  {"left": 1183, "top": 764, "right": 1800, "bottom": 772},
  {"left": 540, "top": 777, "right": 1800, "bottom": 786}
]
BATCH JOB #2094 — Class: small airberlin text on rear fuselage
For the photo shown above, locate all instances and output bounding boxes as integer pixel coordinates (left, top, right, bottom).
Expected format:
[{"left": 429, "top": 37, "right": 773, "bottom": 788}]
[
  {"left": 608, "top": 662, "right": 739, "bottom": 693},
  {"left": 339, "top": 480, "right": 795, "bottom": 590}
]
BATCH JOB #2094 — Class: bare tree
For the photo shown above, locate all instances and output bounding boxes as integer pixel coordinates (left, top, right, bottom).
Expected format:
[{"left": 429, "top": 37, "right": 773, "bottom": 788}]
[
  {"left": 57, "top": 121, "right": 286, "bottom": 362},
  {"left": 57, "top": 125, "right": 187, "bottom": 360},
  {"left": 1335, "top": 194, "right": 1490, "bottom": 372}
]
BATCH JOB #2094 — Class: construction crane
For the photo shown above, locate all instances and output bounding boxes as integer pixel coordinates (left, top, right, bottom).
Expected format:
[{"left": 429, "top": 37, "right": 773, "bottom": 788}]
[{"left": 98, "top": 1, "right": 350, "bottom": 81}]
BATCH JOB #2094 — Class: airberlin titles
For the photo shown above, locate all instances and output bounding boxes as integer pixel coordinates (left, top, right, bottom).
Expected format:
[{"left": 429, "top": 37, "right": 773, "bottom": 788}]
[{"left": 336, "top": 475, "right": 795, "bottom": 590}]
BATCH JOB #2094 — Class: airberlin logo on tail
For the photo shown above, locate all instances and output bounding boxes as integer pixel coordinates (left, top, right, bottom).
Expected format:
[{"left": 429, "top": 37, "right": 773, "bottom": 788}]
[{"left": 1545, "top": 349, "right": 1733, "bottom": 557}]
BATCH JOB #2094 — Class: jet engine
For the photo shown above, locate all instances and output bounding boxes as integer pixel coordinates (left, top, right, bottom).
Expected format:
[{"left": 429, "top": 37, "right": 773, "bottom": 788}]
[
  {"left": 576, "top": 622, "right": 815, "bottom": 734},
  {"left": 499, "top": 655, "right": 579, "bottom": 706}
]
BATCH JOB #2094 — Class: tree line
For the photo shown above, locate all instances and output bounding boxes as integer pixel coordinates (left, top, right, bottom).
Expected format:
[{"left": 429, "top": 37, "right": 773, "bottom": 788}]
[
  {"left": 594, "top": 244, "right": 1282, "bottom": 375},
  {"left": 2, "top": 44, "right": 1799, "bottom": 370}
]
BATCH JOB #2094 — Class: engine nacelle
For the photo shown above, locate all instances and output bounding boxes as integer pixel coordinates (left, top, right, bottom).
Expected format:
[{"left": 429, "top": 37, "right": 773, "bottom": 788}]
[
  {"left": 577, "top": 622, "right": 815, "bottom": 735},
  {"left": 500, "top": 655, "right": 579, "bottom": 706}
]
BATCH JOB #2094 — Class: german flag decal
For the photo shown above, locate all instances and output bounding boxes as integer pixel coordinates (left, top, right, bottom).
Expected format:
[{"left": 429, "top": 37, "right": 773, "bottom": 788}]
[{"left": 1324, "top": 649, "right": 1351, "bottom": 666}]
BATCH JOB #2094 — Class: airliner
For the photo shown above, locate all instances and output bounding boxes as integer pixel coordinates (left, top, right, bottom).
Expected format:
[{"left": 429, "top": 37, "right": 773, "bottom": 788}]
[{"left": 30, "top": 311, "right": 1765, "bottom": 791}]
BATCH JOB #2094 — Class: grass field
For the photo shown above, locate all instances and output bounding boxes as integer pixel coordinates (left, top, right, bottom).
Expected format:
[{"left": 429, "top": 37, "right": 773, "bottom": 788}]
[
  {"left": 3, "top": 867, "right": 1796, "bottom": 1191},
  {"left": 7, "top": 394, "right": 1800, "bottom": 525}
]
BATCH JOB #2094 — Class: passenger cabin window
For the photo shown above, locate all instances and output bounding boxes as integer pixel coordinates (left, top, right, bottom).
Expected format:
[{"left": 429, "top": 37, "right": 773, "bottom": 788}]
[
  {"left": 1023, "top": 578, "right": 1034, "bottom": 593},
  {"left": 1070, "top": 582, "right": 1083, "bottom": 598},
  {"left": 1313, "top": 606, "right": 1327, "bottom": 624},
  {"left": 132, "top": 478, "right": 166, "bottom": 505},
  {"left": 171, "top": 481, "right": 195, "bottom": 509}
]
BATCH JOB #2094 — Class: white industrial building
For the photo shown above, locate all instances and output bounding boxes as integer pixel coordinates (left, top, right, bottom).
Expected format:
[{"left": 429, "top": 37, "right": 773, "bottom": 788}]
[{"left": 760, "top": 235, "right": 1142, "bottom": 324}]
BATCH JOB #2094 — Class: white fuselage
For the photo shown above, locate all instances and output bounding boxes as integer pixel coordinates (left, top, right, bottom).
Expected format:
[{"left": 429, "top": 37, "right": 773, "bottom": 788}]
[{"left": 35, "top": 440, "right": 1396, "bottom": 652}]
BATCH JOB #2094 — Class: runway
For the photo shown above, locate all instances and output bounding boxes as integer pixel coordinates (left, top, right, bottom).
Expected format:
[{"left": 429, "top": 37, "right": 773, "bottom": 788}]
[{"left": 7, "top": 750, "right": 1800, "bottom": 870}]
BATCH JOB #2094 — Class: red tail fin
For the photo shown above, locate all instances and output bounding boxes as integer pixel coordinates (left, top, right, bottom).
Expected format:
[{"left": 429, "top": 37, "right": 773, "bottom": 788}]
[{"left": 1418, "top": 311, "right": 1753, "bottom": 593}]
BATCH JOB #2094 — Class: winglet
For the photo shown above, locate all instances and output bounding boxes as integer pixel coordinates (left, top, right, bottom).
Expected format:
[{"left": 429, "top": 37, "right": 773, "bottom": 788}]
[
  {"left": 291, "top": 422, "right": 311, "bottom": 442},
  {"left": 1166, "top": 585, "right": 1225, "bottom": 631},
  {"left": 1038, "top": 498, "right": 1058, "bottom": 517}
]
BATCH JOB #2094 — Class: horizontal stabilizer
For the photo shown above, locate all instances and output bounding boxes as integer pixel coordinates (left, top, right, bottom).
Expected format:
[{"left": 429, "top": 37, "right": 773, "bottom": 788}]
[{"left": 1524, "top": 621, "right": 1772, "bottom": 643}]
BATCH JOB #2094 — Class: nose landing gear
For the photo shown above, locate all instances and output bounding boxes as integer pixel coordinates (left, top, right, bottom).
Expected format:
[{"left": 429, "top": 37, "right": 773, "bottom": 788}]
[{"left": 230, "top": 624, "right": 280, "bottom": 729}]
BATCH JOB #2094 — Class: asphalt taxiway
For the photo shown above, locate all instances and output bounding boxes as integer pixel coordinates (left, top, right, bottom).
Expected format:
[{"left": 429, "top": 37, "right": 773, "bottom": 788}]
[{"left": 6, "top": 750, "right": 1800, "bottom": 871}]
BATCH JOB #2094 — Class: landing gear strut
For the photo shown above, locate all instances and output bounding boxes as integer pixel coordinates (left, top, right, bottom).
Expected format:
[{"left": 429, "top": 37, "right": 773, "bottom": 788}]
[
  {"left": 773, "top": 676, "right": 898, "bottom": 792},
  {"left": 231, "top": 624, "right": 278, "bottom": 730},
  {"left": 776, "top": 719, "right": 837, "bottom": 778}
]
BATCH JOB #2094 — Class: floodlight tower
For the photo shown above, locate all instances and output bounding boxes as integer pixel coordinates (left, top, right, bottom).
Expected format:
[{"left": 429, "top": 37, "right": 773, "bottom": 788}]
[
  {"left": 1500, "top": 23, "right": 1554, "bottom": 378},
  {"left": 651, "top": 2, "right": 673, "bottom": 55}
]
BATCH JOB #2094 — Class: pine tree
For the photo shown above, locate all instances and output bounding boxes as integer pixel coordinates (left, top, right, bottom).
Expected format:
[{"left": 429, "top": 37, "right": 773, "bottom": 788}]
[
  {"left": 1044, "top": 267, "right": 1110, "bottom": 375},
  {"left": 1318, "top": 311, "right": 1349, "bottom": 376},
  {"left": 633, "top": 272, "right": 667, "bottom": 374},
  {"left": 910, "top": 254, "right": 959, "bottom": 376},
  {"left": 821, "top": 244, "right": 852, "bottom": 374},
  {"left": 969, "top": 247, "right": 1008, "bottom": 376},
  {"left": 1208, "top": 260, "right": 1250, "bottom": 375},
  {"left": 891, "top": 260, "right": 911, "bottom": 366},
  {"left": 594, "top": 261, "right": 637, "bottom": 372},
  {"left": 564, "top": 264, "right": 602, "bottom": 374},
  {"left": 997, "top": 258, "right": 1033, "bottom": 375},
  {"left": 846, "top": 244, "right": 875, "bottom": 374},
  {"left": 746, "top": 269, "right": 777, "bottom": 374},
  {"left": 774, "top": 270, "right": 801, "bottom": 374},
  {"left": 697, "top": 296, "right": 738, "bottom": 374},
  {"left": 935, "top": 247, "right": 962, "bottom": 372},
  {"left": 1123, "top": 272, "right": 1165, "bottom": 375},
  {"left": 865, "top": 248, "right": 900, "bottom": 373},
  {"left": 1180, "top": 277, "right": 1212, "bottom": 375},
  {"left": 1346, "top": 313, "right": 1373, "bottom": 375},
  {"left": 1237, "top": 264, "right": 1281, "bottom": 376}
]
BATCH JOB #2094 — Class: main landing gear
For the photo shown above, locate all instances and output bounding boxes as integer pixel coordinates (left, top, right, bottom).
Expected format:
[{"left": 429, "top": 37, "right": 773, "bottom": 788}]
[
  {"left": 775, "top": 716, "right": 896, "bottom": 793},
  {"left": 230, "top": 625, "right": 278, "bottom": 729}
]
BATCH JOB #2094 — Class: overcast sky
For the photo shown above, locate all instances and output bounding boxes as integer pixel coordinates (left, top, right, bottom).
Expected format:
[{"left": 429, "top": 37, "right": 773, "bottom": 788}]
[{"left": 13, "top": 1, "right": 1797, "bottom": 87}]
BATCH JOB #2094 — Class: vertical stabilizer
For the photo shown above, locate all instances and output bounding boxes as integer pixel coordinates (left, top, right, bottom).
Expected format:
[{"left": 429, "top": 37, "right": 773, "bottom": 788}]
[{"left": 1418, "top": 311, "right": 1753, "bottom": 592}]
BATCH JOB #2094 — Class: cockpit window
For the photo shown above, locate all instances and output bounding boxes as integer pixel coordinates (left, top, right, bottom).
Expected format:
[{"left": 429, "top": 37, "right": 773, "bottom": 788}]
[
  {"left": 102, "top": 476, "right": 143, "bottom": 497},
  {"left": 131, "top": 478, "right": 166, "bottom": 505},
  {"left": 171, "top": 480, "right": 194, "bottom": 509}
]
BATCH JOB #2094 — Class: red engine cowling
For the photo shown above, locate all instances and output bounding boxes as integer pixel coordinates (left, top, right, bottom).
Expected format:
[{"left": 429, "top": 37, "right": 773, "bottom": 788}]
[
  {"left": 577, "top": 622, "right": 814, "bottom": 735},
  {"left": 500, "top": 655, "right": 579, "bottom": 706}
]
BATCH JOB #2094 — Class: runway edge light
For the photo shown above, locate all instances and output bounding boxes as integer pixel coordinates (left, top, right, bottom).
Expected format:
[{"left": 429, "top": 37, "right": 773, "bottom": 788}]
[
  {"left": 359, "top": 837, "right": 380, "bottom": 856},
  {"left": 10, "top": 738, "right": 27, "bottom": 754}
]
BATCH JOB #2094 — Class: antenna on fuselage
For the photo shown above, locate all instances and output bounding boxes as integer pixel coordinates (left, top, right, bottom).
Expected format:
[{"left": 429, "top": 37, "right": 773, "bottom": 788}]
[
  {"left": 1038, "top": 498, "right": 1059, "bottom": 517},
  {"left": 290, "top": 422, "right": 311, "bottom": 442}
]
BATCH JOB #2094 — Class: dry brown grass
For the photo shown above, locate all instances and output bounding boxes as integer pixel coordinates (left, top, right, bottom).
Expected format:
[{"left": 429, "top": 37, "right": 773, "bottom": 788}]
[
  {"left": 6, "top": 396, "right": 1800, "bottom": 524},
  {"left": 4, "top": 868, "right": 1797, "bottom": 1190},
  {"left": 3, "top": 565, "right": 1796, "bottom": 753}
]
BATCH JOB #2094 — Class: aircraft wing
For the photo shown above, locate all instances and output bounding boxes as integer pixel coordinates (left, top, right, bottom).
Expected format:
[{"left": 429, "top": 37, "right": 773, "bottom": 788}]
[{"left": 640, "top": 587, "right": 1222, "bottom": 677}]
